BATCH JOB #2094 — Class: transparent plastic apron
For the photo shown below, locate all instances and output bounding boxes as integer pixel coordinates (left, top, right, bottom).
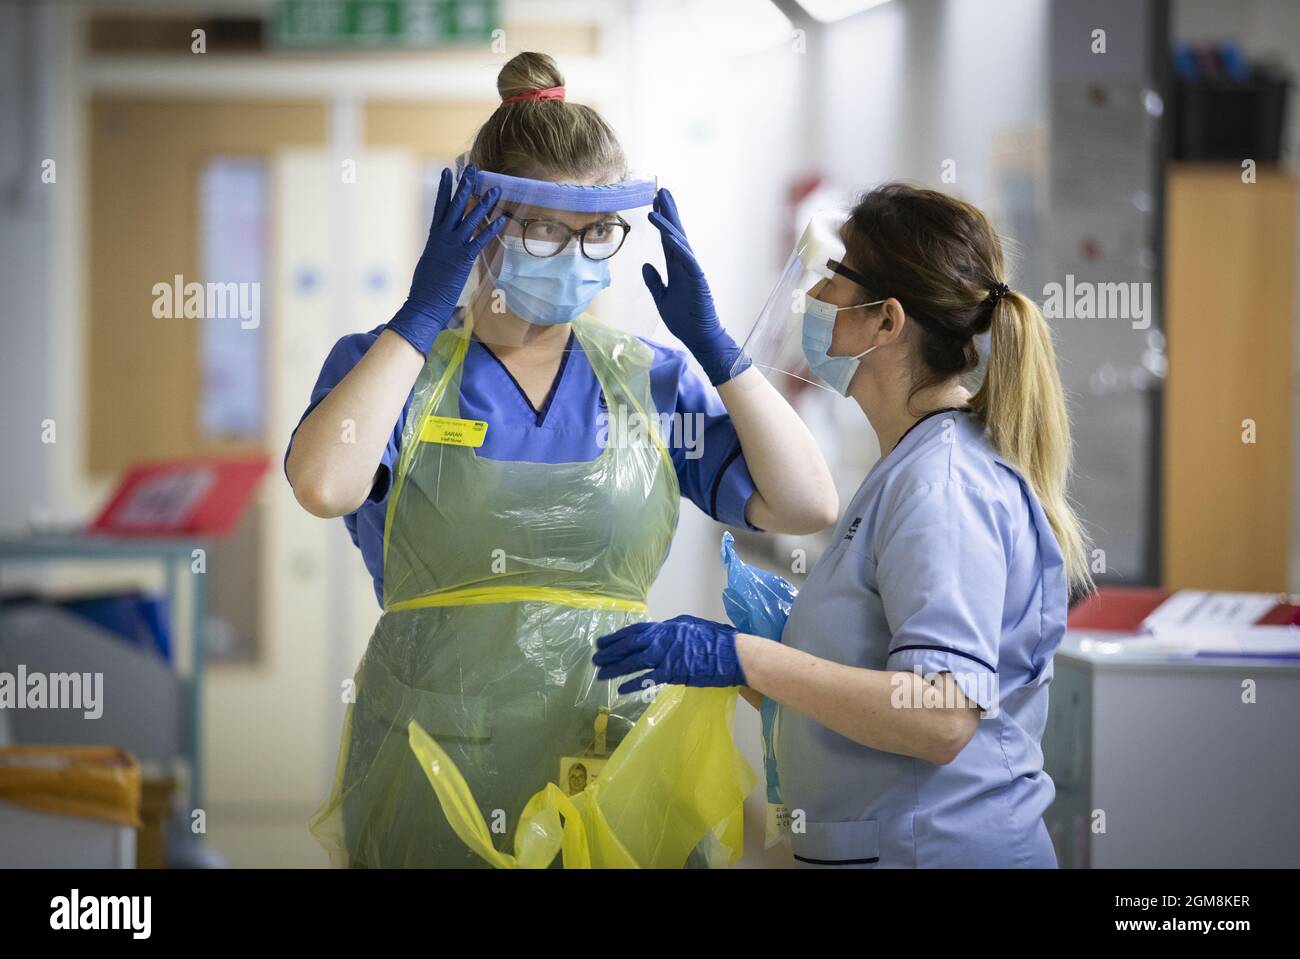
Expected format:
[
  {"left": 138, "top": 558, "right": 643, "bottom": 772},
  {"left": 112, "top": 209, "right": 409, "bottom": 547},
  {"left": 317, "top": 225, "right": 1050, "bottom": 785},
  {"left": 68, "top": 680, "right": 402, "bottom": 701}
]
[{"left": 311, "top": 313, "right": 679, "bottom": 868}]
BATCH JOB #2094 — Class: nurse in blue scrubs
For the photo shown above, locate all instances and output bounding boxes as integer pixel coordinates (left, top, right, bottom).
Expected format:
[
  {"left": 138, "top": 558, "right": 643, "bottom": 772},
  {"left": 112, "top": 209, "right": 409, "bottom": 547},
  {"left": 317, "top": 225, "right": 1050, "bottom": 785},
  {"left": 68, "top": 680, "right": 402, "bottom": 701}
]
[
  {"left": 285, "top": 53, "right": 837, "bottom": 867},
  {"left": 595, "top": 183, "right": 1094, "bottom": 869}
]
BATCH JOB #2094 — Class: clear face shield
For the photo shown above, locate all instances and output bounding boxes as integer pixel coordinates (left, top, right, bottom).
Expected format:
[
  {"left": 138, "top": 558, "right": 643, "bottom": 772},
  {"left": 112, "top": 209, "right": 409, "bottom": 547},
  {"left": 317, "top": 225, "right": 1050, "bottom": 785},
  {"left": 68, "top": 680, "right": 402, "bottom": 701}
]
[
  {"left": 453, "top": 160, "right": 662, "bottom": 352},
  {"left": 730, "top": 208, "right": 875, "bottom": 394}
]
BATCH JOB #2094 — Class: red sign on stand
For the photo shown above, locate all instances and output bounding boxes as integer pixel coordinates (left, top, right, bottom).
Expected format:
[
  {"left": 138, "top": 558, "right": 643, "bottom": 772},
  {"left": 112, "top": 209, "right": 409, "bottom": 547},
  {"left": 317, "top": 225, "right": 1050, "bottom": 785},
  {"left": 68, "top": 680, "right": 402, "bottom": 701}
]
[{"left": 89, "top": 456, "right": 270, "bottom": 538}]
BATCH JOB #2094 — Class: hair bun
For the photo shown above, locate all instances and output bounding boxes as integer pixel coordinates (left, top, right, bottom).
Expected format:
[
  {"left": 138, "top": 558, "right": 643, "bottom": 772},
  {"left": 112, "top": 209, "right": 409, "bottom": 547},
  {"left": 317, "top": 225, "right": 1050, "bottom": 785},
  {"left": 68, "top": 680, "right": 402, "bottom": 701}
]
[{"left": 497, "top": 51, "right": 565, "bottom": 102}]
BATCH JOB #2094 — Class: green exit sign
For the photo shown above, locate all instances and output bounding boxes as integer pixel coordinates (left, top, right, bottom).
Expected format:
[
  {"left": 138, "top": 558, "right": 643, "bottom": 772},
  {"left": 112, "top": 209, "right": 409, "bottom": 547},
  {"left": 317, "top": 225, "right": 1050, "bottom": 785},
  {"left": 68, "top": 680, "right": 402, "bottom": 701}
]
[{"left": 273, "top": 0, "right": 499, "bottom": 48}]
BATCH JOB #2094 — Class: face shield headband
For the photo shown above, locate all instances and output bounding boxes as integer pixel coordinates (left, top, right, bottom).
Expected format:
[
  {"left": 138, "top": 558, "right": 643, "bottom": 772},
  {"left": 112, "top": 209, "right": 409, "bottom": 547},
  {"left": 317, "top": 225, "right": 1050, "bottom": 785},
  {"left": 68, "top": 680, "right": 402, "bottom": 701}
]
[{"left": 452, "top": 158, "right": 658, "bottom": 214}]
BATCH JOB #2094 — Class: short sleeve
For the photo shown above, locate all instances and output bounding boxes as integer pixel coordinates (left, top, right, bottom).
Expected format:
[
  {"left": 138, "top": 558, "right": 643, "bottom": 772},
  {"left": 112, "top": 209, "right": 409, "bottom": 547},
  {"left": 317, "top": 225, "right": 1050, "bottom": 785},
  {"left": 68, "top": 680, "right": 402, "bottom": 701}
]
[
  {"left": 284, "top": 328, "right": 407, "bottom": 507},
  {"left": 650, "top": 346, "right": 759, "bottom": 530},
  {"left": 877, "top": 480, "right": 1009, "bottom": 711}
]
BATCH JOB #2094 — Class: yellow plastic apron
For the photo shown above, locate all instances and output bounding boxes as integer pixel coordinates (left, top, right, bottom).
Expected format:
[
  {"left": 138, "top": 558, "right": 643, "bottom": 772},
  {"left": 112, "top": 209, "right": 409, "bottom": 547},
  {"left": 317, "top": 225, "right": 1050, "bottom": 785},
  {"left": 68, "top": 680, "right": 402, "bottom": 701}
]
[{"left": 311, "top": 312, "right": 734, "bottom": 867}]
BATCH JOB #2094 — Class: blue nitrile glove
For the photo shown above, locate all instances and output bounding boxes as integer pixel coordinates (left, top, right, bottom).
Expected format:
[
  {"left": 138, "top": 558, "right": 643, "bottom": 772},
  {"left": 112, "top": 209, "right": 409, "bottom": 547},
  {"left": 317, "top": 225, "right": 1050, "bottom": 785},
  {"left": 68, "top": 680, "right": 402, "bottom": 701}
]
[
  {"left": 720, "top": 531, "right": 796, "bottom": 641},
  {"left": 593, "top": 614, "right": 745, "bottom": 694},
  {"left": 641, "top": 188, "right": 751, "bottom": 386},
  {"left": 719, "top": 531, "right": 793, "bottom": 825},
  {"left": 386, "top": 165, "right": 506, "bottom": 356}
]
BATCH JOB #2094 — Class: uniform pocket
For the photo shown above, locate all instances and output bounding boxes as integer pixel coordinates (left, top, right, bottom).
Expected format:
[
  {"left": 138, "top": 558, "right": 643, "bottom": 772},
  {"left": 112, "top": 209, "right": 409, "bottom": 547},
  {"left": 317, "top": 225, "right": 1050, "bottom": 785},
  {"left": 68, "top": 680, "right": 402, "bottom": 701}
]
[{"left": 791, "top": 819, "right": 881, "bottom": 868}]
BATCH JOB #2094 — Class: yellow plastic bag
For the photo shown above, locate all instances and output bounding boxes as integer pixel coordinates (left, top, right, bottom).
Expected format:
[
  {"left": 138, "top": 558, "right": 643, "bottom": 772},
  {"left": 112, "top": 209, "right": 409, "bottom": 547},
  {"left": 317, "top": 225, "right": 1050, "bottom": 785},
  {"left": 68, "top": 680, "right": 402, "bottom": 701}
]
[{"left": 408, "top": 685, "right": 757, "bottom": 868}]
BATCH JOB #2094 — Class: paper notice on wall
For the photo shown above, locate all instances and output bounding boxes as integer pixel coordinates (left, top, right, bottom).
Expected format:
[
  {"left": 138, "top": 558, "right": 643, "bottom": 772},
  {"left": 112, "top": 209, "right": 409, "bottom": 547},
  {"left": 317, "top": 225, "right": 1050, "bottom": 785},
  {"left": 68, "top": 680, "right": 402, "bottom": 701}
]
[{"left": 199, "top": 157, "right": 267, "bottom": 440}]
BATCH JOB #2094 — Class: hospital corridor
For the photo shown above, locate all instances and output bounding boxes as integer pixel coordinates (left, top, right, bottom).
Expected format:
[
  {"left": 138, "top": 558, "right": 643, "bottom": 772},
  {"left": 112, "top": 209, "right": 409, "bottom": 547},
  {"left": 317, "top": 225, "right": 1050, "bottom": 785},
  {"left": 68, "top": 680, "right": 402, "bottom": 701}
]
[{"left": 0, "top": 0, "right": 1297, "bottom": 940}]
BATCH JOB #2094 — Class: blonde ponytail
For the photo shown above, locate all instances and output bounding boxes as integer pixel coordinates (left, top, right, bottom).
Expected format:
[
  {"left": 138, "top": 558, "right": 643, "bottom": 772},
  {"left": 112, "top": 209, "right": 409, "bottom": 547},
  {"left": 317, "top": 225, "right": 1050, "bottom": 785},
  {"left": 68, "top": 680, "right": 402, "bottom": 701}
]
[{"left": 970, "top": 291, "right": 1092, "bottom": 592}]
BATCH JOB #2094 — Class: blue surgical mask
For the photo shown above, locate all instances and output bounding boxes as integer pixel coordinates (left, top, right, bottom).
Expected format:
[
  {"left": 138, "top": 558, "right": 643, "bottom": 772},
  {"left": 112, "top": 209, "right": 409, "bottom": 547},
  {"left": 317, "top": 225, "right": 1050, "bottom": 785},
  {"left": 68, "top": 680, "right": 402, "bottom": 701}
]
[
  {"left": 800, "top": 294, "right": 884, "bottom": 395},
  {"left": 492, "top": 235, "right": 611, "bottom": 326}
]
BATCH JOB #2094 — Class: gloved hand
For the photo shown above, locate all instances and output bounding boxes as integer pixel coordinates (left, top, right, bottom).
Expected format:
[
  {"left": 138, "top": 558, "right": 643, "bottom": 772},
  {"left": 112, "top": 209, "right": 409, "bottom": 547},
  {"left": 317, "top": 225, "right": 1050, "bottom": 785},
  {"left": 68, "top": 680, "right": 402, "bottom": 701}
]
[
  {"left": 386, "top": 165, "right": 506, "bottom": 356},
  {"left": 593, "top": 614, "right": 746, "bottom": 694},
  {"left": 642, "top": 189, "right": 751, "bottom": 386}
]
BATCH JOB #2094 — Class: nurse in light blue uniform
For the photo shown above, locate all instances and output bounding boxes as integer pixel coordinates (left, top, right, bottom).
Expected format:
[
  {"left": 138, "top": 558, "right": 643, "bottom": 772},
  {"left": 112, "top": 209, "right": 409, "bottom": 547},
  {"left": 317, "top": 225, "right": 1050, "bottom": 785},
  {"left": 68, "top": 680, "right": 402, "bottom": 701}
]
[
  {"left": 774, "top": 407, "right": 1067, "bottom": 867},
  {"left": 595, "top": 183, "right": 1092, "bottom": 869}
]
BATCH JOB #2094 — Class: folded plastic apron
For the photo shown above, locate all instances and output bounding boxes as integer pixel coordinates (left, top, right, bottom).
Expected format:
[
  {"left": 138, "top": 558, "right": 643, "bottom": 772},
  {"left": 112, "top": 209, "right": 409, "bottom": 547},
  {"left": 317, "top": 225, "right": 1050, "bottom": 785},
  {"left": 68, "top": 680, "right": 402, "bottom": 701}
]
[
  {"left": 310, "top": 313, "right": 683, "bottom": 867},
  {"left": 408, "top": 684, "right": 756, "bottom": 868}
]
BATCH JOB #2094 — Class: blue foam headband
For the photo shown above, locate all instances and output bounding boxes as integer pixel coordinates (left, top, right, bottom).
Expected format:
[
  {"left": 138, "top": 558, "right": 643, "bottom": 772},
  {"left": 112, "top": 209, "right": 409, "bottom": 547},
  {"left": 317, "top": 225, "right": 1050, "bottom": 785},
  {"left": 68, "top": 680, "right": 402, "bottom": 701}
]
[{"left": 471, "top": 169, "right": 657, "bottom": 214}]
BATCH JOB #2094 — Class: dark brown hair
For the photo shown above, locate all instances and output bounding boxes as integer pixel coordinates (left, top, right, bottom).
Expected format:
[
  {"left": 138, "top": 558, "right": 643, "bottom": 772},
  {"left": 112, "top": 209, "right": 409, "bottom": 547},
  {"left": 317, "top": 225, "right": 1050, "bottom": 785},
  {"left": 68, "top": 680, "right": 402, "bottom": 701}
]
[{"left": 843, "top": 182, "right": 1090, "bottom": 589}]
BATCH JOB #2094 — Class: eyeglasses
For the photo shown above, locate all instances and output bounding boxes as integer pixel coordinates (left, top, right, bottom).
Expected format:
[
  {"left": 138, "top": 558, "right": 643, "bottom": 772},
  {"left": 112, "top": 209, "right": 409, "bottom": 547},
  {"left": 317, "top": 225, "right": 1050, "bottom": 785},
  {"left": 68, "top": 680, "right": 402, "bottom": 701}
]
[
  {"left": 828, "top": 258, "right": 876, "bottom": 293},
  {"left": 498, "top": 209, "right": 631, "bottom": 261}
]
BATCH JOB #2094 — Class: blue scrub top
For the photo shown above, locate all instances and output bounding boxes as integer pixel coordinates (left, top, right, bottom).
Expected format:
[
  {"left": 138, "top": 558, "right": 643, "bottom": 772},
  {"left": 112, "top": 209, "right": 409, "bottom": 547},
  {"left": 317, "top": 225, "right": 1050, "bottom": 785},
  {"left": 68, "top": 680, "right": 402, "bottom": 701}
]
[
  {"left": 776, "top": 409, "right": 1068, "bottom": 868},
  {"left": 287, "top": 324, "right": 758, "bottom": 607}
]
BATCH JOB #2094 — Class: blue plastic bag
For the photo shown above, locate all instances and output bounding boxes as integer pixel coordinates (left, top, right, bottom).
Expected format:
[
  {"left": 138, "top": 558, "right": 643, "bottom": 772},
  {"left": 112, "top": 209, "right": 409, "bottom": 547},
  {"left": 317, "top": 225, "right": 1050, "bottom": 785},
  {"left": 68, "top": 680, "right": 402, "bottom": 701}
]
[{"left": 719, "top": 532, "right": 796, "bottom": 848}]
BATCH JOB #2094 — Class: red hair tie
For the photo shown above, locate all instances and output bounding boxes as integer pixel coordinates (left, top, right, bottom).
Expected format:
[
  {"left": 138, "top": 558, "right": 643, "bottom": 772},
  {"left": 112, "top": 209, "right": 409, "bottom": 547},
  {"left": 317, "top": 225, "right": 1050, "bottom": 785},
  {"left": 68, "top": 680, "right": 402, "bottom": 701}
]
[{"left": 503, "top": 85, "right": 566, "bottom": 105}]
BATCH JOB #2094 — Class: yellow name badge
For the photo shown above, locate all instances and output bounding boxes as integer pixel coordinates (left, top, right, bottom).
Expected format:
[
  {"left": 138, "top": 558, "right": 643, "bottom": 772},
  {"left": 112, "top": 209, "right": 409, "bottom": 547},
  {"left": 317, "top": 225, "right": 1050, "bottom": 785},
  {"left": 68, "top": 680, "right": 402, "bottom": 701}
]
[{"left": 420, "top": 415, "right": 488, "bottom": 448}]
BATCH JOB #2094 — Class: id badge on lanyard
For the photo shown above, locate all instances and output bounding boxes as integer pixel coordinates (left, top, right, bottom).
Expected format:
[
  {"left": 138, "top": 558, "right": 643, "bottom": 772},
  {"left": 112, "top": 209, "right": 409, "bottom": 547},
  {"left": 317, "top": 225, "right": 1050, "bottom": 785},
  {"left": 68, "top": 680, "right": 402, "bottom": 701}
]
[{"left": 560, "top": 708, "right": 611, "bottom": 796}]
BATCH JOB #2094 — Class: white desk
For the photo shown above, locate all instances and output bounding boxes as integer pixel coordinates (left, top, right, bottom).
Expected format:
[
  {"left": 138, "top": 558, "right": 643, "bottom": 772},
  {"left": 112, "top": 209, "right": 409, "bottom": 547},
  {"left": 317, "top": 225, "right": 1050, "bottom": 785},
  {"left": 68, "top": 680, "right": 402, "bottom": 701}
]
[{"left": 1043, "top": 631, "right": 1300, "bottom": 867}]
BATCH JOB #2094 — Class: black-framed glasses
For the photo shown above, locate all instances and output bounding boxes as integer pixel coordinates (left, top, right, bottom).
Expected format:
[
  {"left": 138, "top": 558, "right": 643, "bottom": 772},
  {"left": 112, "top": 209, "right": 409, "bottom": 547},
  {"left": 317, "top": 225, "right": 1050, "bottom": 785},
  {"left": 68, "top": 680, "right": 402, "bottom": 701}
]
[
  {"left": 498, "top": 209, "right": 631, "bottom": 261},
  {"left": 829, "top": 257, "right": 911, "bottom": 320},
  {"left": 828, "top": 258, "right": 876, "bottom": 293}
]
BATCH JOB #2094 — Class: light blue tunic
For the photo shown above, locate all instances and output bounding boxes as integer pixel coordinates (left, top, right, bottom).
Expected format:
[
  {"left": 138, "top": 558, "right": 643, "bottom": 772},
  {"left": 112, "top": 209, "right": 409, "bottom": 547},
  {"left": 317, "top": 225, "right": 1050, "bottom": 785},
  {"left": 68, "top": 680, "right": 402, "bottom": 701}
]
[{"left": 776, "top": 409, "right": 1068, "bottom": 868}]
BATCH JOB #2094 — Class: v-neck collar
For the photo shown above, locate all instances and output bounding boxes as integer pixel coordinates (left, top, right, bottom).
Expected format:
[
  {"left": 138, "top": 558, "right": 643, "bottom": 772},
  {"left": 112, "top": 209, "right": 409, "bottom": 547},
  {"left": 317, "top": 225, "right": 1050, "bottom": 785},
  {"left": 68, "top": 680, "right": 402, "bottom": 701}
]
[
  {"left": 891, "top": 406, "right": 965, "bottom": 455},
  {"left": 473, "top": 330, "right": 577, "bottom": 427},
  {"left": 867, "top": 406, "right": 967, "bottom": 480}
]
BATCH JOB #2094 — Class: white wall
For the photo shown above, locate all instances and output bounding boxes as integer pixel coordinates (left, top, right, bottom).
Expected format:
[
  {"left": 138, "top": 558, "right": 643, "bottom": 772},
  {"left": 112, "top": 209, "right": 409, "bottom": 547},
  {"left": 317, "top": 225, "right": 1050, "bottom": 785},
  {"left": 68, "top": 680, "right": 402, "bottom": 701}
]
[
  {"left": 820, "top": 0, "right": 1049, "bottom": 218},
  {"left": 0, "top": 3, "right": 55, "bottom": 532}
]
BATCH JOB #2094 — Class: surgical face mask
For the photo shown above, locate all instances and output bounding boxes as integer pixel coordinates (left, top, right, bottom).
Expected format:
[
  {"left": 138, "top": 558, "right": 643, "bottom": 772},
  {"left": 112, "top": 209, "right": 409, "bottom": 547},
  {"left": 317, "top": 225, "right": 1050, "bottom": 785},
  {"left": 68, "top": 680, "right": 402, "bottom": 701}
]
[
  {"left": 492, "top": 235, "right": 612, "bottom": 326},
  {"left": 800, "top": 294, "right": 884, "bottom": 396}
]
